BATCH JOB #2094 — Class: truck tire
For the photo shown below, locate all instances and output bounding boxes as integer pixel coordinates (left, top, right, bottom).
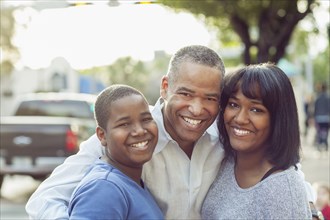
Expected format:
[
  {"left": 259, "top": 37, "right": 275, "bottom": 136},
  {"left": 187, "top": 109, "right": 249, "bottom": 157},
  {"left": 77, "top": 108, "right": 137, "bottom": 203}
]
[{"left": 0, "top": 174, "right": 4, "bottom": 194}]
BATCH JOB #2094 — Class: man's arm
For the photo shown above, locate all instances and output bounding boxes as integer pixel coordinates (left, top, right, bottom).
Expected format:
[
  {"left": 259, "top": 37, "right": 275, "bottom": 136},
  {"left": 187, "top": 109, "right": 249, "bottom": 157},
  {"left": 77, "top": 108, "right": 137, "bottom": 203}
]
[{"left": 25, "top": 134, "right": 104, "bottom": 220}]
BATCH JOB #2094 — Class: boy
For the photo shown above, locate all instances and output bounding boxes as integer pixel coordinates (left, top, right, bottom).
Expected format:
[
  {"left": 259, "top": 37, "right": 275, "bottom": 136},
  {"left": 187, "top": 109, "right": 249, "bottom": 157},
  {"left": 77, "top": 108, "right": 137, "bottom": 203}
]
[{"left": 68, "top": 84, "right": 163, "bottom": 219}]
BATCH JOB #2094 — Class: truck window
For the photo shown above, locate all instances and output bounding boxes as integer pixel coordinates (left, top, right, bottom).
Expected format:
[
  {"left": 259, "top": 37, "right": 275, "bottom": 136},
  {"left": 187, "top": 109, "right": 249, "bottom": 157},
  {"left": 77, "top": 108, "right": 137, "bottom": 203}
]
[{"left": 15, "top": 100, "right": 94, "bottom": 119}]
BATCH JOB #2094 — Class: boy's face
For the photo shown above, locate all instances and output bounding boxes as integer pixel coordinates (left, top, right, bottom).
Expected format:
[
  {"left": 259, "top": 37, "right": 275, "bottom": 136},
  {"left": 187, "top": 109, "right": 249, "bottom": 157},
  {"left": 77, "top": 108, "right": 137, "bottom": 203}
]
[
  {"left": 97, "top": 94, "right": 158, "bottom": 168},
  {"left": 160, "top": 62, "right": 221, "bottom": 148}
]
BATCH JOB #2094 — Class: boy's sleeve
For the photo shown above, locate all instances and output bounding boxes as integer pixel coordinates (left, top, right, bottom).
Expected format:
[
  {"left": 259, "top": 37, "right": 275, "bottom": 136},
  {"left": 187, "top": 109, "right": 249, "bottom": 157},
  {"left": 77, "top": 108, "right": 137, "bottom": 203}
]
[{"left": 25, "top": 134, "right": 104, "bottom": 220}]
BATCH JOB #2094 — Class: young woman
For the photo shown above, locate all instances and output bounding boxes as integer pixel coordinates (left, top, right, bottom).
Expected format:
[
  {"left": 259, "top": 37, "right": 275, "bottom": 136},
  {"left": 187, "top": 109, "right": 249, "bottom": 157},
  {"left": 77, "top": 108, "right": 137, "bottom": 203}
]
[
  {"left": 68, "top": 84, "right": 163, "bottom": 219},
  {"left": 202, "top": 63, "right": 312, "bottom": 219}
]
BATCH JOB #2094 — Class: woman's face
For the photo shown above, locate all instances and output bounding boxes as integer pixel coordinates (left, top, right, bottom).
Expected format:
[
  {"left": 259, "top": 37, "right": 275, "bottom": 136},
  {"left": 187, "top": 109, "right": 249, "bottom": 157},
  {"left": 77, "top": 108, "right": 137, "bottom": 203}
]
[{"left": 224, "top": 87, "right": 271, "bottom": 154}]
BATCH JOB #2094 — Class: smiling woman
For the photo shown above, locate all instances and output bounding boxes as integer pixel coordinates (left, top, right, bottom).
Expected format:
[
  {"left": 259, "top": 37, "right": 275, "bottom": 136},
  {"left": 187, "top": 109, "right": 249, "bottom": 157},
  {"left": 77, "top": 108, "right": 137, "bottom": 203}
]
[
  {"left": 201, "top": 63, "right": 312, "bottom": 219},
  {"left": 11, "top": 3, "right": 210, "bottom": 69}
]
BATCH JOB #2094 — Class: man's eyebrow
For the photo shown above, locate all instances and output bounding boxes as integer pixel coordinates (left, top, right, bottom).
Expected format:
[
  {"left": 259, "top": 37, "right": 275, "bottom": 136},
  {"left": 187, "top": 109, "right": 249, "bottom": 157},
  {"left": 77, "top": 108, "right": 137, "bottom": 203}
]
[
  {"left": 141, "top": 111, "right": 152, "bottom": 117},
  {"left": 177, "top": 86, "right": 194, "bottom": 93},
  {"left": 177, "top": 86, "right": 219, "bottom": 98}
]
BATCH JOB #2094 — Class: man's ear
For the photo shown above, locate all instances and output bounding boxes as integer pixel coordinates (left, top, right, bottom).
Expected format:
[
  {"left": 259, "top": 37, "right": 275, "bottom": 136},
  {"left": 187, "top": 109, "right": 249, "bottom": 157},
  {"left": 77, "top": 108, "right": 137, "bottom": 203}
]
[
  {"left": 160, "top": 75, "right": 169, "bottom": 99},
  {"left": 96, "top": 126, "right": 107, "bottom": 146}
]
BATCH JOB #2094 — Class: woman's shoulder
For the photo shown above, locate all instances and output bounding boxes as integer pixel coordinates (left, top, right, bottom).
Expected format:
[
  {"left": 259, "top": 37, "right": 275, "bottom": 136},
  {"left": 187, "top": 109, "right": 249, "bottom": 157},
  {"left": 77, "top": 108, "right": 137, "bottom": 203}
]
[{"left": 256, "top": 167, "right": 306, "bottom": 196}]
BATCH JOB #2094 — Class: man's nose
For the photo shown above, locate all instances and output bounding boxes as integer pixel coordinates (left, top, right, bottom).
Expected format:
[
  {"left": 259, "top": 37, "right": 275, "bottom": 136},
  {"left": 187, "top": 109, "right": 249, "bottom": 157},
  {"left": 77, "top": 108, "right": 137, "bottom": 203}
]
[{"left": 188, "top": 98, "right": 203, "bottom": 116}]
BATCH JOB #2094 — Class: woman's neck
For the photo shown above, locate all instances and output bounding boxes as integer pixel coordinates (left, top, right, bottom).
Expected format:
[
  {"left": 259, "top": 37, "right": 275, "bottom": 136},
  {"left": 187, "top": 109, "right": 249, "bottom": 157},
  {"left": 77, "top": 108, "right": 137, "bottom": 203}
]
[{"left": 234, "top": 151, "right": 273, "bottom": 189}]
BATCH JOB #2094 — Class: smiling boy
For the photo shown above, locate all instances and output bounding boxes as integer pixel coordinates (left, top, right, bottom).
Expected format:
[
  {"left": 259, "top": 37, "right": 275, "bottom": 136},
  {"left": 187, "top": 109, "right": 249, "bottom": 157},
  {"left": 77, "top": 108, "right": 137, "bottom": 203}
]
[{"left": 68, "top": 85, "right": 163, "bottom": 219}]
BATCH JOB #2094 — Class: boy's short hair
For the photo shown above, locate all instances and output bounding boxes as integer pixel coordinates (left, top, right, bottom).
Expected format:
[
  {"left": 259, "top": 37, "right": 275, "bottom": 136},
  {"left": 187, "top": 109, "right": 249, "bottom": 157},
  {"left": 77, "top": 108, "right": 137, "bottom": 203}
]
[{"left": 94, "top": 84, "right": 146, "bottom": 130}]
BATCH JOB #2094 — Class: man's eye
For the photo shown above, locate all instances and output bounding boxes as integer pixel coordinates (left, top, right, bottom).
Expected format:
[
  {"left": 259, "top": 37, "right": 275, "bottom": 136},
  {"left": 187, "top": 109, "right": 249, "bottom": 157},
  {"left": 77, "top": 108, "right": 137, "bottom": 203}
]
[
  {"left": 142, "top": 117, "right": 153, "bottom": 122},
  {"left": 179, "top": 92, "right": 190, "bottom": 97},
  {"left": 207, "top": 97, "right": 218, "bottom": 102}
]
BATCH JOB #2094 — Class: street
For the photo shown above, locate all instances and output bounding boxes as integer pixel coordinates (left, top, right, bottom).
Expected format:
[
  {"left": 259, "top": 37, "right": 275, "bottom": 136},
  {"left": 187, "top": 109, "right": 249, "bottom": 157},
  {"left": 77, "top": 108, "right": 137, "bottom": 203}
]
[{"left": 0, "top": 130, "right": 329, "bottom": 219}]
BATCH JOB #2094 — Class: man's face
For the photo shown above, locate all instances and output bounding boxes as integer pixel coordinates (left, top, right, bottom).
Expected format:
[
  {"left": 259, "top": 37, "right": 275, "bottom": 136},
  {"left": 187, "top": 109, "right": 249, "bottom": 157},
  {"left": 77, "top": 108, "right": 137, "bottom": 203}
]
[{"left": 161, "top": 62, "right": 222, "bottom": 149}]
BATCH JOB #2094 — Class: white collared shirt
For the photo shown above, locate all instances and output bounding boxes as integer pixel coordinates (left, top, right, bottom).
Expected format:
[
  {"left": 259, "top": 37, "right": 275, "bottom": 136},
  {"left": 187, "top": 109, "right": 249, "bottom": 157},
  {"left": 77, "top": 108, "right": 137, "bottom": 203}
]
[{"left": 142, "top": 99, "right": 224, "bottom": 219}]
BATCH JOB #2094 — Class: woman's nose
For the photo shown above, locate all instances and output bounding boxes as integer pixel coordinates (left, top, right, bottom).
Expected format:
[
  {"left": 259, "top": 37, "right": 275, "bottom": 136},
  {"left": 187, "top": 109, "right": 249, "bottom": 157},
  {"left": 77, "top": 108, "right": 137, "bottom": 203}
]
[{"left": 234, "top": 109, "right": 249, "bottom": 124}]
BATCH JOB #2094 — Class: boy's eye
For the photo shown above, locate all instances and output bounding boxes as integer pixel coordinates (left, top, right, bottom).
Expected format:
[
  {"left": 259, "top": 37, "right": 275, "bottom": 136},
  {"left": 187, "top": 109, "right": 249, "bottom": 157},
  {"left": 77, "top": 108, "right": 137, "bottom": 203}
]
[{"left": 118, "top": 123, "right": 129, "bottom": 127}]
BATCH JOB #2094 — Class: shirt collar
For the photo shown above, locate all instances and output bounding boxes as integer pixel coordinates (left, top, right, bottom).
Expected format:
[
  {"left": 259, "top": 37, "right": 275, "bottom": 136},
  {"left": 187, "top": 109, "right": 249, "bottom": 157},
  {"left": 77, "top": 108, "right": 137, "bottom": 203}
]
[{"left": 151, "top": 98, "right": 219, "bottom": 155}]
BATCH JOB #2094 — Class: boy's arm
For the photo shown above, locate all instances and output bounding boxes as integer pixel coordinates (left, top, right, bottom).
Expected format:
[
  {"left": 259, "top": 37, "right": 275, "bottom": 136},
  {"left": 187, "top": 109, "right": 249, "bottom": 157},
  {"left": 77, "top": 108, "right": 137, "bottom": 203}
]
[{"left": 25, "top": 134, "right": 104, "bottom": 220}]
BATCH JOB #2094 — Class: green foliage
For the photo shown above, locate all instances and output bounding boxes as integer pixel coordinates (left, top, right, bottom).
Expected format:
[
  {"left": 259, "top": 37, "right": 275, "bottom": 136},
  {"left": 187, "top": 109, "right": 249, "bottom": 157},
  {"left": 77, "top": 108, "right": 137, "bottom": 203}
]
[
  {"left": 0, "top": 7, "right": 19, "bottom": 76},
  {"left": 313, "top": 46, "right": 330, "bottom": 85},
  {"left": 79, "top": 53, "right": 171, "bottom": 104},
  {"left": 159, "top": 0, "right": 317, "bottom": 64}
]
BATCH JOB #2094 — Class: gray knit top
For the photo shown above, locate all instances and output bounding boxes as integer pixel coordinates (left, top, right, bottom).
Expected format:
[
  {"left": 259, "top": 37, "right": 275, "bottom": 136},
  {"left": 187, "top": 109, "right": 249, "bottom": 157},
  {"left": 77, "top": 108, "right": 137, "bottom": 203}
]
[{"left": 201, "top": 158, "right": 312, "bottom": 219}]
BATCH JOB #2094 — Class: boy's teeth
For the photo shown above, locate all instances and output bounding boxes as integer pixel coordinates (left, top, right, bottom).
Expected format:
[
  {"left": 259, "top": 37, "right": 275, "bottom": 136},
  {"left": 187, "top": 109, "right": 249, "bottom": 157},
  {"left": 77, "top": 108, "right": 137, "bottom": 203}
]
[
  {"left": 131, "top": 141, "right": 148, "bottom": 148},
  {"left": 233, "top": 128, "right": 250, "bottom": 136},
  {"left": 183, "top": 117, "right": 201, "bottom": 125}
]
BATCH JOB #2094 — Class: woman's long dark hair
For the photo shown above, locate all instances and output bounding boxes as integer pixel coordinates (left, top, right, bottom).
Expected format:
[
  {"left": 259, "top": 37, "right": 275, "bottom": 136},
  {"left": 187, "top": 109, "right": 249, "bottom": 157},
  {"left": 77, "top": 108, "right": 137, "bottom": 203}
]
[{"left": 218, "top": 63, "right": 300, "bottom": 170}]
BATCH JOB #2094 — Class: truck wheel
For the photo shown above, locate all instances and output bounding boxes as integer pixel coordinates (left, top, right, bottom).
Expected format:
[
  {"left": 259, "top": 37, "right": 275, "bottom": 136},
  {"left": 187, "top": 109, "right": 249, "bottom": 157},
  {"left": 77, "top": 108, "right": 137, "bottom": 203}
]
[{"left": 0, "top": 174, "right": 4, "bottom": 195}]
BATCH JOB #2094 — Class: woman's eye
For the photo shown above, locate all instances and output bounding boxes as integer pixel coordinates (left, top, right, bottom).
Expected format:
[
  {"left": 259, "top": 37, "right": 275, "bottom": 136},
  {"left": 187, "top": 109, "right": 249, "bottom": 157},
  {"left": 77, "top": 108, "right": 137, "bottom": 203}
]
[{"left": 227, "top": 102, "right": 238, "bottom": 108}]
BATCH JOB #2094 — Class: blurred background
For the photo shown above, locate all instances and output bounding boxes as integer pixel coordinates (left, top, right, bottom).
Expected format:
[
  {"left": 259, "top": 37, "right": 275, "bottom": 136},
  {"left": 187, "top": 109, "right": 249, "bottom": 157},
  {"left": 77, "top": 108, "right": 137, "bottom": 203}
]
[{"left": 0, "top": 0, "right": 329, "bottom": 219}]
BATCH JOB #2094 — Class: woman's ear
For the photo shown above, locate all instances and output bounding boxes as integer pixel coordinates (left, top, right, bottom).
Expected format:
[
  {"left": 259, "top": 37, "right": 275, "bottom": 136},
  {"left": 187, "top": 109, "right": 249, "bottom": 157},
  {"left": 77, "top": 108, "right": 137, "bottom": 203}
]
[
  {"left": 160, "top": 75, "right": 169, "bottom": 99},
  {"left": 96, "top": 126, "right": 107, "bottom": 146}
]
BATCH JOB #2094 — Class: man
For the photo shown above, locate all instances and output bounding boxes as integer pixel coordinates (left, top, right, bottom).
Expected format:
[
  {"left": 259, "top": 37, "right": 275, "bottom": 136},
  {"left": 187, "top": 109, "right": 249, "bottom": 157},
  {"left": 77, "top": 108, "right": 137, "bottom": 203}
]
[{"left": 26, "top": 45, "right": 314, "bottom": 219}]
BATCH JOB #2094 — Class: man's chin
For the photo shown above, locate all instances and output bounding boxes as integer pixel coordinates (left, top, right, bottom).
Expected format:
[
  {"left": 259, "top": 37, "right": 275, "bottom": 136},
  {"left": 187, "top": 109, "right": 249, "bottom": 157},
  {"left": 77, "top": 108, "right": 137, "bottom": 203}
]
[{"left": 178, "top": 130, "right": 204, "bottom": 143}]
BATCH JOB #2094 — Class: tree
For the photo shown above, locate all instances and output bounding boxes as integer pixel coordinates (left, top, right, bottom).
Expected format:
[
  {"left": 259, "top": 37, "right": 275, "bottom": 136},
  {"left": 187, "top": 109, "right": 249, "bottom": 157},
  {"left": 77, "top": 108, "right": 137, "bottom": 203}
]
[
  {"left": 159, "top": 0, "right": 318, "bottom": 64},
  {"left": 0, "top": 6, "right": 19, "bottom": 76}
]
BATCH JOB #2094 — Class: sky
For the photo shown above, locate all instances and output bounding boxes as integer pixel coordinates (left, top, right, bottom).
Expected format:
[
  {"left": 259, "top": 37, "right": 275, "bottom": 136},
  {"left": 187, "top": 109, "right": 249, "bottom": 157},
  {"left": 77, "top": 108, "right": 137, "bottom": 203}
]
[
  {"left": 4, "top": 0, "right": 330, "bottom": 70},
  {"left": 10, "top": 2, "right": 211, "bottom": 70}
]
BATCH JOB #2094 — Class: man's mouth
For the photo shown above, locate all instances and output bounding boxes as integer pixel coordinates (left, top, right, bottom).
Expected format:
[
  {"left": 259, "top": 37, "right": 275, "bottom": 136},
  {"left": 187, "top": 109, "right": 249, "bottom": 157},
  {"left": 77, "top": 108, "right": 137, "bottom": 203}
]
[{"left": 183, "top": 117, "right": 202, "bottom": 126}]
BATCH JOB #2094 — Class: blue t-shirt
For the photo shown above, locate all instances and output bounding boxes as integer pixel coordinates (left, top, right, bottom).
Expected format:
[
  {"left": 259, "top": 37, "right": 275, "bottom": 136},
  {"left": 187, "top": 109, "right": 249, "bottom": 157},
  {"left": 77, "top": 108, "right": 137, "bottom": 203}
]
[{"left": 68, "top": 159, "right": 164, "bottom": 219}]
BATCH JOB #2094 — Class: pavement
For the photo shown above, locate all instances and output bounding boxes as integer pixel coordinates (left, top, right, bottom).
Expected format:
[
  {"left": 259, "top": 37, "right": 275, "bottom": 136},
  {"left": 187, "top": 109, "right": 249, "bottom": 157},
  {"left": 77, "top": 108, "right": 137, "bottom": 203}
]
[{"left": 300, "top": 126, "right": 330, "bottom": 188}]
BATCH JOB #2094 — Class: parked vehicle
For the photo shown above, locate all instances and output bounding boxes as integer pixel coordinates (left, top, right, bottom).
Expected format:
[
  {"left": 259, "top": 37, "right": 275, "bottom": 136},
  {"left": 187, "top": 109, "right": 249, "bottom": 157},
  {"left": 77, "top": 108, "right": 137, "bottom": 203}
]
[{"left": 0, "top": 92, "right": 97, "bottom": 189}]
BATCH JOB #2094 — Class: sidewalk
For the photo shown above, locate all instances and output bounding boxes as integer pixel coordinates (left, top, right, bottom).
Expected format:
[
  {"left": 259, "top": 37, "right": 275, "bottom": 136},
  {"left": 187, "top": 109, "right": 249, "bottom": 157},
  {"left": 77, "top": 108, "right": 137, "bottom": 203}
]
[{"left": 300, "top": 127, "right": 330, "bottom": 186}]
